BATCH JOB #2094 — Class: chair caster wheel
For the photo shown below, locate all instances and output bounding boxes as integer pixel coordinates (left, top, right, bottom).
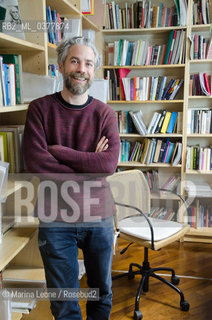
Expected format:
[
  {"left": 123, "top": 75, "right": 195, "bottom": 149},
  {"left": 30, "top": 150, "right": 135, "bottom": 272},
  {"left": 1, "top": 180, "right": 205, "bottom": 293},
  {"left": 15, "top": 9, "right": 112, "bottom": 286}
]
[
  {"left": 171, "top": 275, "right": 180, "bottom": 285},
  {"left": 134, "top": 310, "right": 143, "bottom": 320},
  {"left": 180, "top": 300, "right": 190, "bottom": 311}
]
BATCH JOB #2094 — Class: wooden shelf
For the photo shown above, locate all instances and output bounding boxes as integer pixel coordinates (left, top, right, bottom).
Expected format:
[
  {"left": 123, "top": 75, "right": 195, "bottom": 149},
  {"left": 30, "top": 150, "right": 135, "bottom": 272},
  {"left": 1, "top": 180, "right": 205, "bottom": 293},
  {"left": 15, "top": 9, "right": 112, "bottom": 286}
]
[
  {"left": 0, "top": 33, "right": 45, "bottom": 52},
  {"left": 186, "top": 227, "right": 212, "bottom": 237},
  {"left": 188, "top": 95, "right": 212, "bottom": 99},
  {"left": 48, "top": 42, "right": 57, "bottom": 59},
  {"left": 190, "top": 59, "right": 212, "bottom": 64},
  {"left": 2, "top": 179, "right": 26, "bottom": 200},
  {"left": 117, "top": 162, "right": 181, "bottom": 168},
  {"left": 0, "top": 227, "right": 37, "bottom": 271},
  {"left": 187, "top": 134, "right": 212, "bottom": 138},
  {"left": 82, "top": 15, "right": 101, "bottom": 31},
  {"left": 151, "top": 192, "right": 180, "bottom": 200},
  {"left": 3, "top": 266, "right": 45, "bottom": 281},
  {"left": 102, "top": 25, "right": 187, "bottom": 35},
  {"left": 108, "top": 100, "right": 184, "bottom": 104},
  {"left": 102, "top": 64, "right": 185, "bottom": 69},
  {"left": 12, "top": 313, "right": 23, "bottom": 320},
  {"left": 186, "top": 170, "right": 212, "bottom": 175},
  {"left": 46, "top": 0, "right": 80, "bottom": 16},
  {"left": 119, "top": 133, "right": 183, "bottom": 138},
  {"left": 0, "top": 104, "right": 28, "bottom": 113},
  {"left": 47, "top": 42, "right": 57, "bottom": 49},
  {"left": 46, "top": 0, "right": 100, "bottom": 31},
  {"left": 191, "top": 24, "right": 212, "bottom": 31}
]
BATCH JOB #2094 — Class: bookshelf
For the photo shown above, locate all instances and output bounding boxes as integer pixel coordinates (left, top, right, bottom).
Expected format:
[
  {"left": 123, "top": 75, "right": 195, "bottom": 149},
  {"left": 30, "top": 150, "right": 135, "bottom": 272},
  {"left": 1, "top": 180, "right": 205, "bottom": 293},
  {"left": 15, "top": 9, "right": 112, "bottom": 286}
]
[
  {"left": 0, "top": 1, "right": 211, "bottom": 293},
  {"left": 184, "top": 0, "right": 212, "bottom": 241},
  {"left": 103, "top": 0, "right": 212, "bottom": 243}
]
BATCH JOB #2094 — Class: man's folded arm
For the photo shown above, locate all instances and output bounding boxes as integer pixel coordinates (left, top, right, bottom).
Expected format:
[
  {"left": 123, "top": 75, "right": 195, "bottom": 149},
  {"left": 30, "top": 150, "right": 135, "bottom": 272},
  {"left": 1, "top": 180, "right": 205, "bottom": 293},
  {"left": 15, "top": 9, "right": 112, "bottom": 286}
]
[
  {"left": 23, "top": 103, "right": 77, "bottom": 174},
  {"left": 48, "top": 114, "right": 120, "bottom": 174}
]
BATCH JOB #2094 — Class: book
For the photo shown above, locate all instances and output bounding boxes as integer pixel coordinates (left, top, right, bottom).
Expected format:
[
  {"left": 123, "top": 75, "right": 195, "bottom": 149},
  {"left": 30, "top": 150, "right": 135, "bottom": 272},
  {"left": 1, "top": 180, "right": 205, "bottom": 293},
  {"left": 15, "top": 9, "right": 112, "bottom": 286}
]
[
  {"left": 164, "top": 30, "right": 175, "bottom": 64},
  {"left": 0, "top": 126, "right": 23, "bottom": 173},
  {"left": 129, "top": 110, "right": 147, "bottom": 135},
  {"left": 118, "top": 68, "right": 131, "bottom": 100},
  {"left": 153, "top": 139, "right": 162, "bottom": 162},
  {"left": 166, "top": 112, "right": 178, "bottom": 133},
  {"left": 6, "top": 64, "right": 16, "bottom": 106},
  {"left": 0, "top": 132, "right": 8, "bottom": 162},
  {"left": 1, "top": 54, "right": 24, "bottom": 104},
  {"left": 0, "top": 0, "right": 25, "bottom": 40},
  {"left": 172, "top": 142, "right": 182, "bottom": 165},
  {"left": 160, "top": 111, "right": 172, "bottom": 133}
]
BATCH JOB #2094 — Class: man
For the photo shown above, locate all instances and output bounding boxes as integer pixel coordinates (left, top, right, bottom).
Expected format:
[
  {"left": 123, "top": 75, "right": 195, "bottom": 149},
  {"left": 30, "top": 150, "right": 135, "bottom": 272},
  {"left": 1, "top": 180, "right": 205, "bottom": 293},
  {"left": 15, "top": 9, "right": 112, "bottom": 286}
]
[
  {"left": 23, "top": 37, "right": 120, "bottom": 320},
  {"left": 8, "top": 6, "right": 22, "bottom": 24}
]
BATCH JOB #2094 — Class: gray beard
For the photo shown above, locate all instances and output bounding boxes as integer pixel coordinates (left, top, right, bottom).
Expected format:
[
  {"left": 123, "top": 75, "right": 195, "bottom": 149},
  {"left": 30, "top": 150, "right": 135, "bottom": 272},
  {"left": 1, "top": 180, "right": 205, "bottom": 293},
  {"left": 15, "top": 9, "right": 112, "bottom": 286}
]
[{"left": 63, "top": 72, "right": 93, "bottom": 96}]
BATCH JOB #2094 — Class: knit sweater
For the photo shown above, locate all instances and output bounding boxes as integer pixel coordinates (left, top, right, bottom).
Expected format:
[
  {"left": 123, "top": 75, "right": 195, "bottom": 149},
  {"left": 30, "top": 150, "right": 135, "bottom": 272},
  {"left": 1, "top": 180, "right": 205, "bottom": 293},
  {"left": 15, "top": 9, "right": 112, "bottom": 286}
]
[{"left": 23, "top": 93, "right": 120, "bottom": 222}]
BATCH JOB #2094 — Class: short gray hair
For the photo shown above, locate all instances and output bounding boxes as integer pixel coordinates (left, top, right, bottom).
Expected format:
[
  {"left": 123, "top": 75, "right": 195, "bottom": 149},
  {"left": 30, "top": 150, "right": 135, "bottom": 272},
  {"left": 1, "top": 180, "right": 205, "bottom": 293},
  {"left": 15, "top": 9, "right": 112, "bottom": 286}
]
[{"left": 56, "top": 37, "right": 102, "bottom": 70}]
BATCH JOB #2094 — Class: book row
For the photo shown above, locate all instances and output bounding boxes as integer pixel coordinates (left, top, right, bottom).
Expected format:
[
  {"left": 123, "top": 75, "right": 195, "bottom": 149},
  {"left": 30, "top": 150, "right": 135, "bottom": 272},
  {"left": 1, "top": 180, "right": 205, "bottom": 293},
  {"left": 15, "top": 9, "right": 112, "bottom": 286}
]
[
  {"left": 0, "top": 55, "right": 23, "bottom": 106},
  {"left": 144, "top": 170, "right": 181, "bottom": 195},
  {"left": 105, "top": 30, "right": 186, "bottom": 66},
  {"left": 0, "top": 55, "right": 61, "bottom": 107},
  {"left": 190, "top": 73, "right": 212, "bottom": 96},
  {"left": 48, "top": 64, "right": 59, "bottom": 77},
  {"left": 187, "top": 206, "right": 212, "bottom": 228},
  {"left": 185, "top": 181, "right": 212, "bottom": 198},
  {"left": 186, "top": 145, "right": 212, "bottom": 171},
  {"left": 105, "top": 1, "right": 183, "bottom": 30},
  {"left": 192, "top": 0, "right": 212, "bottom": 25},
  {"left": 149, "top": 206, "right": 177, "bottom": 221},
  {"left": 190, "top": 34, "right": 212, "bottom": 60},
  {"left": 119, "top": 138, "right": 182, "bottom": 166},
  {"left": 106, "top": 68, "right": 184, "bottom": 101},
  {"left": 46, "top": 6, "right": 81, "bottom": 45},
  {"left": 117, "top": 110, "right": 183, "bottom": 135},
  {"left": 0, "top": 125, "right": 24, "bottom": 173},
  {"left": 187, "top": 108, "right": 212, "bottom": 134},
  {"left": 120, "top": 76, "right": 183, "bottom": 102}
]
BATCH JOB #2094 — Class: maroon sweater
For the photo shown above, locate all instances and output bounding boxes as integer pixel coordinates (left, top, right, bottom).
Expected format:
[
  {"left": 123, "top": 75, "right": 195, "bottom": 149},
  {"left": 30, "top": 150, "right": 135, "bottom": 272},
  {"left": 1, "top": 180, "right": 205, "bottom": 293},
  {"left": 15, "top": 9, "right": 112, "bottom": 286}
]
[{"left": 23, "top": 93, "right": 120, "bottom": 222}]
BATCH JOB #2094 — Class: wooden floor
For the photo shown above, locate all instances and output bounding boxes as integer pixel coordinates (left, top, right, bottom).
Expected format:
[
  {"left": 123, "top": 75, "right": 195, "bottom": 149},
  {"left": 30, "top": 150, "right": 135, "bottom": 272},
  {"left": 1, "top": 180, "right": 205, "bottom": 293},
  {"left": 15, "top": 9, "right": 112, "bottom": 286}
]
[{"left": 79, "top": 239, "right": 212, "bottom": 320}]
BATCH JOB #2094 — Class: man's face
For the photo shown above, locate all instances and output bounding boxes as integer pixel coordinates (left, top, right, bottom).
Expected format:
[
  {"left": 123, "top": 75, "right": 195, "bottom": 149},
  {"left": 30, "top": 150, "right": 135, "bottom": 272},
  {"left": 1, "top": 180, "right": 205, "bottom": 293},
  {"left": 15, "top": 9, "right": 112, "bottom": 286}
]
[
  {"left": 10, "top": 7, "right": 20, "bottom": 21},
  {"left": 60, "top": 44, "right": 95, "bottom": 96}
]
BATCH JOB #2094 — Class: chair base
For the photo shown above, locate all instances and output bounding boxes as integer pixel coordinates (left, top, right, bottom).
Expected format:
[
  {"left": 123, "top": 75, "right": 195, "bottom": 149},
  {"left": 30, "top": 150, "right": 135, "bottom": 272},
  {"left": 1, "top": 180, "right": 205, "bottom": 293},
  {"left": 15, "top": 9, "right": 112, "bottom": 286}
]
[{"left": 112, "top": 247, "right": 189, "bottom": 320}]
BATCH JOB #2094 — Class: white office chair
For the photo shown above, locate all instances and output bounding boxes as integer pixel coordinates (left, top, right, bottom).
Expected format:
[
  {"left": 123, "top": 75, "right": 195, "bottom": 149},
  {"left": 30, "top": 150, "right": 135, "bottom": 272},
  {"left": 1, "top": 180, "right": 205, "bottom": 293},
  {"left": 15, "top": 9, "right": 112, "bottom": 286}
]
[{"left": 107, "top": 170, "right": 190, "bottom": 320}]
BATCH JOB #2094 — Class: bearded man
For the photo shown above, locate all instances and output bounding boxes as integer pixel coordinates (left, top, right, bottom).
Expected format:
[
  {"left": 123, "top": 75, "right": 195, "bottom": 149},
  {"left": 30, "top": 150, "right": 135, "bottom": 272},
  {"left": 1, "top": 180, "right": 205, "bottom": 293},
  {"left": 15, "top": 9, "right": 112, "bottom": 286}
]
[{"left": 23, "top": 37, "right": 120, "bottom": 320}]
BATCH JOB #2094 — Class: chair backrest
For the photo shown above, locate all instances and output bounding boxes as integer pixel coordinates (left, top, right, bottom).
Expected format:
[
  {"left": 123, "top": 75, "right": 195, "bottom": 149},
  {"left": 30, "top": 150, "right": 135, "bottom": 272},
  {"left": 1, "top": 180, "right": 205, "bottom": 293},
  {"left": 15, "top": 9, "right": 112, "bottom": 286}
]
[{"left": 107, "top": 170, "right": 151, "bottom": 228}]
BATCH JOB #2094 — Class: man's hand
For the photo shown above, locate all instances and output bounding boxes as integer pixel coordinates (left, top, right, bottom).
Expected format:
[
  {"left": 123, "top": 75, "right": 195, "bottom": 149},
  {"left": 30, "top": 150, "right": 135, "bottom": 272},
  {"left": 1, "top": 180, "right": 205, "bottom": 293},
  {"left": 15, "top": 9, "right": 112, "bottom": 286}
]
[{"left": 95, "top": 136, "right": 109, "bottom": 152}]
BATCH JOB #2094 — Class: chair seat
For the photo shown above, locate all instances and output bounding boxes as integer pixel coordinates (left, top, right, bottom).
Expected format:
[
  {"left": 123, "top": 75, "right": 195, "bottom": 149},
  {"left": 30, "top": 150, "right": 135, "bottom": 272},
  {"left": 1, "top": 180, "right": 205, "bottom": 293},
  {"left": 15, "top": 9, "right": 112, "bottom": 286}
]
[{"left": 118, "top": 216, "right": 184, "bottom": 241}]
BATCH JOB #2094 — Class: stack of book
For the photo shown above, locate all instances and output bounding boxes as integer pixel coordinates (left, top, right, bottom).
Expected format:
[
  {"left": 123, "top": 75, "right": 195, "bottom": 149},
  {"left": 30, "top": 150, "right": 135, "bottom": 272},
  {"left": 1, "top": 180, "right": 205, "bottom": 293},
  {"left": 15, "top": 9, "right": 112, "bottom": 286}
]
[
  {"left": 46, "top": 6, "right": 81, "bottom": 44},
  {"left": 0, "top": 55, "right": 23, "bottom": 106},
  {"left": 190, "top": 73, "right": 212, "bottom": 96},
  {"left": 119, "top": 138, "right": 182, "bottom": 166},
  {"left": 116, "top": 111, "right": 136, "bottom": 134},
  {"left": 112, "top": 75, "right": 183, "bottom": 101},
  {"left": 190, "top": 34, "right": 212, "bottom": 60},
  {"left": 186, "top": 145, "right": 212, "bottom": 171},
  {"left": 0, "top": 125, "right": 24, "bottom": 173},
  {"left": 193, "top": 0, "right": 212, "bottom": 25},
  {"left": 185, "top": 181, "right": 212, "bottom": 198},
  {"left": 187, "top": 108, "right": 212, "bottom": 134},
  {"left": 149, "top": 207, "right": 177, "bottom": 221},
  {"left": 147, "top": 111, "right": 182, "bottom": 134},
  {"left": 105, "top": 30, "right": 186, "bottom": 66},
  {"left": 105, "top": 1, "right": 182, "bottom": 29},
  {"left": 116, "top": 110, "right": 183, "bottom": 135},
  {"left": 187, "top": 205, "right": 212, "bottom": 228}
]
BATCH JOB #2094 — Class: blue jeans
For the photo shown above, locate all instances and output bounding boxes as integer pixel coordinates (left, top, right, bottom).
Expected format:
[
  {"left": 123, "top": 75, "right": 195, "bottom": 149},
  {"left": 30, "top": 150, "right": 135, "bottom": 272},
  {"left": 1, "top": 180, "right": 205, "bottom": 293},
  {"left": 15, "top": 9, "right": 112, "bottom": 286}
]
[{"left": 38, "top": 216, "right": 114, "bottom": 320}]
